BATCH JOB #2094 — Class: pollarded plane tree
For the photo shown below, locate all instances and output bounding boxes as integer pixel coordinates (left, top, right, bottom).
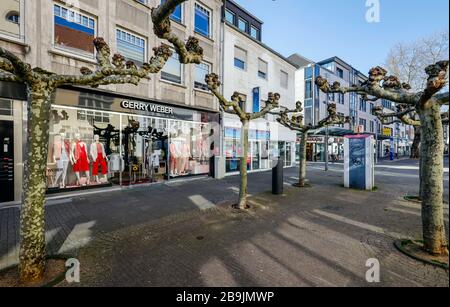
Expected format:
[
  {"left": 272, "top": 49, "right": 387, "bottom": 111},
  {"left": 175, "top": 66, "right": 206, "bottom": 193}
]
[
  {"left": 276, "top": 101, "right": 349, "bottom": 188},
  {"left": 0, "top": 0, "right": 202, "bottom": 283},
  {"left": 316, "top": 61, "right": 449, "bottom": 256},
  {"left": 205, "top": 73, "right": 280, "bottom": 210}
]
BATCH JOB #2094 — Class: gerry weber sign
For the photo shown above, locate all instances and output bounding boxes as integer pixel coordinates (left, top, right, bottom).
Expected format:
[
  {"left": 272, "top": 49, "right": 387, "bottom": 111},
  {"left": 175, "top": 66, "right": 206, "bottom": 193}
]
[{"left": 120, "top": 100, "right": 174, "bottom": 115}]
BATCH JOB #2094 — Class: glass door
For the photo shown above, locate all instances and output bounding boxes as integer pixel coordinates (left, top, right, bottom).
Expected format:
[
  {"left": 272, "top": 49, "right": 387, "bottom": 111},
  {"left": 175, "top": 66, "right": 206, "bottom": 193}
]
[{"left": 251, "top": 141, "right": 260, "bottom": 170}]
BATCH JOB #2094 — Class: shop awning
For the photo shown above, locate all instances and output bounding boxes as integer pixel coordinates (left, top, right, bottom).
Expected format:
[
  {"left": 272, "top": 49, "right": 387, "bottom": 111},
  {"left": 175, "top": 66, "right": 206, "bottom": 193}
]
[{"left": 309, "top": 127, "right": 355, "bottom": 137}]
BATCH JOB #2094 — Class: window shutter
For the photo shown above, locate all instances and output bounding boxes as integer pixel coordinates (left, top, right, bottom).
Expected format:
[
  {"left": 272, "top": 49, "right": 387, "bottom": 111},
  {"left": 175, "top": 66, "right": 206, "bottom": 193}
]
[
  {"left": 234, "top": 46, "right": 247, "bottom": 62},
  {"left": 258, "top": 59, "right": 268, "bottom": 74}
]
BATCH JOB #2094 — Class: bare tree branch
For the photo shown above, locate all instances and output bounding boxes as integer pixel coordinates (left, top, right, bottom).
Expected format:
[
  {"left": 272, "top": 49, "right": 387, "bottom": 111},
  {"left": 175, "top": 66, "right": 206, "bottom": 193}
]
[
  {"left": 315, "top": 66, "right": 419, "bottom": 106},
  {"left": 152, "top": 0, "right": 203, "bottom": 64}
]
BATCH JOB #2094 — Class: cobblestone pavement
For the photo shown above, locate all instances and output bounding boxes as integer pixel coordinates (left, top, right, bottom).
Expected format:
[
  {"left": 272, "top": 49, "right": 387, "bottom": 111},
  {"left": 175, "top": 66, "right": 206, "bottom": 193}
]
[{"left": 1, "top": 159, "right": 449, "bottom": 287}]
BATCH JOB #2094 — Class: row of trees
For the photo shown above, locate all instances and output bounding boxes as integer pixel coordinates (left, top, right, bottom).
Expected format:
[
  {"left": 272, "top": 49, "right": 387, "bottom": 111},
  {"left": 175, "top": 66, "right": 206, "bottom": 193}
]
[
  {"left": 0, "top": 0, "right": 197, "bottom": 283},
  {"left": 0, "top": 0, "right": 448, "bottom": 284}
]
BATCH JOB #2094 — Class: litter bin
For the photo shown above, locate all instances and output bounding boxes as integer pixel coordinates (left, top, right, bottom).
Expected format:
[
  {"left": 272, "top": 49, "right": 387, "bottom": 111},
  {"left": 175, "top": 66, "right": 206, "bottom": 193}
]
[{"left": 272, "top": 157, "right": 284, "bottom": 195}]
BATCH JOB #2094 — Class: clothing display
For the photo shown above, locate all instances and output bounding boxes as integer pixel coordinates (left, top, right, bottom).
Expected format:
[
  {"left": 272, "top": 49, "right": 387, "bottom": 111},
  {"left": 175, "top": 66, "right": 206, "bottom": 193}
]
[
  {"left": 72, "top": 142, "right": 89, "bottom": 172},
  {"left": 90, "top": 140, "right": 108, "bottom": 176}
]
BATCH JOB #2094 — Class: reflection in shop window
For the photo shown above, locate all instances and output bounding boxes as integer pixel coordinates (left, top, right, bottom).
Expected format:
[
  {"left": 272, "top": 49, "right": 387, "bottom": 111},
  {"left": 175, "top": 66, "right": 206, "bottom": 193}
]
[
  {"left": 168, "top": 121, "right": 213, "bottom": 178},
  {"left": 46, "top": 107, "right": 120, "bottom": 191}
]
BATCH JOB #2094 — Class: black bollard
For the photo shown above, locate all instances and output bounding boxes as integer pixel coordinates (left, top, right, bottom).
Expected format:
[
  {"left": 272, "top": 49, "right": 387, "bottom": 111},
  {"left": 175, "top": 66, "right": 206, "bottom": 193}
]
[{"left": 272, "top": 157, "right": 284, "bottom": 195}]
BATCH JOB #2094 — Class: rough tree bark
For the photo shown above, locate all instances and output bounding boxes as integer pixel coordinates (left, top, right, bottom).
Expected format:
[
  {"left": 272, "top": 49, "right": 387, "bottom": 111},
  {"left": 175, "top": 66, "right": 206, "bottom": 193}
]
[
  {"left": 298, "top": 132, "right": 308, "bottom": 187},
  {"left": 0, "top": 0, "right": 202, "bottom": 282},
  {"left": 317, "top": 61, "right": 449, "bottom": 256},
  {"left": 239, "top": 120, "right": 250, "bottom": 209},
  {"left": 275, "top": 101, "right": 349, "bottom": 188},
  {"left": 419, "top": 101, "right": 447, "bottom": 255},
  {"left": 410, "top": 126, "right": 421, "bottom": 159},
  {"left": 205, "top": 74, "right": 280, "bottom": 210}
]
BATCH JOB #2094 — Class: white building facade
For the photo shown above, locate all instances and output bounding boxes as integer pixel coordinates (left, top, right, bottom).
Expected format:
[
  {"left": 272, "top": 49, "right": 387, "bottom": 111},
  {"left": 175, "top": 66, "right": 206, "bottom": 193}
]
[
  {"left": 290, "top": 56, "right": 414, "bottom": 161},
  {"left": 220, "top": 0, "right": 298, "bottom": 176}
]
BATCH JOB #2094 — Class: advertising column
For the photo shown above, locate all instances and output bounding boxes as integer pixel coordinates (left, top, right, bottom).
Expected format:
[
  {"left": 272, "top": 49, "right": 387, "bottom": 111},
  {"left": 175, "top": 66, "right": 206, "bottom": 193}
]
[{"left": 344, "top": 134, "right": 375, "bottom": 190}]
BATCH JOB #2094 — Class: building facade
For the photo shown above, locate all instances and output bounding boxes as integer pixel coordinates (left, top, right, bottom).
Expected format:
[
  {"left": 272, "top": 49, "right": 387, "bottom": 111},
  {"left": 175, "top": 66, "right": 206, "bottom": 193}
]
[
  {"left": 290, "top": 55, "right": 413, "bottom": 162},
  {"left": 219, "top": 0, "right": 298, "bottom": 176},
  {"left": 0, "top": 0, "right": 224, "bottom": 204}
]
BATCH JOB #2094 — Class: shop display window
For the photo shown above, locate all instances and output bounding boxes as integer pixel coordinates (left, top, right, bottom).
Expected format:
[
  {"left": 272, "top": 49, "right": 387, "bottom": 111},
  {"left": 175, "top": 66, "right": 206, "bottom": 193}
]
[
  {"left": 46, "top": 107, "right": 120, "bottom": 192},
  {"left": 168, "top": 120, "right": 213, "bottom": 178}
]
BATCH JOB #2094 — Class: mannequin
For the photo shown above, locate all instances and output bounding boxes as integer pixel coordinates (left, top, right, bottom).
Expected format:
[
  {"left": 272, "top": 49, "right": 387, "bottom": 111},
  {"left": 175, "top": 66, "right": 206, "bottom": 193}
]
[
  {"left": 169, "top": 136, "right": 181, "bottom": 177},
  {"left": 70, "top": 133, "right": 90, "bottom": 186},
  {"left": 90, "top": 134, "right": 108, "bottom": 183},
  {"left": 180, "top": 138, "right": 191, "bottom": 175},
  {"left": 53, "top": 132, "right": 70, "bottom": 188}
]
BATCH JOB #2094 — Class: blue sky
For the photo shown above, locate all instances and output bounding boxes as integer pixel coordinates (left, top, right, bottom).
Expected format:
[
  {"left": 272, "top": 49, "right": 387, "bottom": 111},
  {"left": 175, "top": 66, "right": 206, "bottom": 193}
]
[{"left": 233, "top": 0, "right": 449, "bottom": 74}]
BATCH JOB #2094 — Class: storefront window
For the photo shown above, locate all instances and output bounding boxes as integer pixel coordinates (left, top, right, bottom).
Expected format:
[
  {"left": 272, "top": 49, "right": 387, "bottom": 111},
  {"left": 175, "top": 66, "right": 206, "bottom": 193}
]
[
  {"left": 121, "top": 116, "right": 168, "bottom": 185},
  {"left": 46, "top": 106, "right": 120, "bottom": 192},
  {"left": 168, "top": 120, "right": 212, "bottom": 178},
  {"left": 225, "top": 139, "right": 241, "bottom": 173},
  {"left": 285, "top": 142, "right": 292, "bottom": 166}
]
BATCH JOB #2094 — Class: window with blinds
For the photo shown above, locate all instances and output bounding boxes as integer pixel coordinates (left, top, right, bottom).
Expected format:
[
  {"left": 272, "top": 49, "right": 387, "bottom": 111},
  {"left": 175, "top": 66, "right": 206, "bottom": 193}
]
[
  {"left": 258, "top": 58, "right": 268, "bottom": 79},
  {"left": 234, "top": 46, "right": 247, "bottom": 70}
]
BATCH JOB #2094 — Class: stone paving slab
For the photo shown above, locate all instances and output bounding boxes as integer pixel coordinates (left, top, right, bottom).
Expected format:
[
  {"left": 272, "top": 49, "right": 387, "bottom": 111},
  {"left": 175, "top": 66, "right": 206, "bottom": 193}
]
[{"left": 1, "top": 159, "right": 449, "bottom": 286}]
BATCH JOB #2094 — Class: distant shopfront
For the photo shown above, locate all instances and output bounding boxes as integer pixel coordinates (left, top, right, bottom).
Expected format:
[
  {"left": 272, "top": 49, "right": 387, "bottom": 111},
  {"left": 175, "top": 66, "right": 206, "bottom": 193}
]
[
  {"left": 0, "top": 82, "right": 220, "bottom": 204},
  {"left": 224, "top": 126, "right": 295, "bottom": 174}
]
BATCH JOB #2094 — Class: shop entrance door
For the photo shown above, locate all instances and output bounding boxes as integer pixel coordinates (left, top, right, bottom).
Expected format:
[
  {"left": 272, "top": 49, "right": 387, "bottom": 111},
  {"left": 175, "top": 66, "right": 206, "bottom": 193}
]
[
  {"left": 0, "top": 120, "right": 14, "bottom": 203},
  {"left": 251, "top": 141, "right": 260, "bottom": 170}
]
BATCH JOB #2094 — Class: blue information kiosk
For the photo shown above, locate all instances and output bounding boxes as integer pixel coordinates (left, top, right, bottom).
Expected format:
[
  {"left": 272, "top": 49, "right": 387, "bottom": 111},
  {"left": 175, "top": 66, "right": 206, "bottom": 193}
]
[{"left": 344, "top": 134, "right": 375, "bottom": 190}]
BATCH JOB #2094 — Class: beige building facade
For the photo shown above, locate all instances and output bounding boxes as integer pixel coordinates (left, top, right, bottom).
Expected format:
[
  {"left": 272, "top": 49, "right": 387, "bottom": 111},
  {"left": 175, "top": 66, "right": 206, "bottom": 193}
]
[{"left": 0, "top": 0, "right": 223, "bottom": 204}]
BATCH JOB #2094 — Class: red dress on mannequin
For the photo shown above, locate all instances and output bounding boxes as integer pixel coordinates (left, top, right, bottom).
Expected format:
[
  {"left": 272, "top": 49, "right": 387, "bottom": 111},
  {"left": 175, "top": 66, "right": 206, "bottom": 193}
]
[{"left": 73, "top": 142, "right": 89, "bottom": 172}]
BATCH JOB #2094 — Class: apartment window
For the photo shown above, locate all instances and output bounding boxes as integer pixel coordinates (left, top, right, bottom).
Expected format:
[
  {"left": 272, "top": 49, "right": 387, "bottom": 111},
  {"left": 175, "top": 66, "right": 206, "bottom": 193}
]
[
  {"left": 6, "top": 12, "right": 19, "bottom": 24},
  {"left": 53, "top": 4, "right": 96, "bottom": 56},
  {"left": 305, "top": 80, "right": 312, "bottom": 99},
  {"left": 337, "top": 93, "right": 345, "bottom": 104},
  {"left": 161, "top": 0, "right": 182, "bottom": 22},
  {"left": 359, "top": 98, "right": 367, "bottom": 112},
  {"left": 195, "top": 3, "right": 210, "bottom": 37},
  {"left": 161, "top": 51, "right": 182, "bottom": 84},
  {"left": 258, "top": 58, "right": 268, "bottom": 79},
  {"left": 370, "top": 121, "right": 375, "bottom": 133},
  {"left": 116, "top": 29, "right": 146, "bottom": 66},
  {"left": 327, "top": 93, "right": 335, "bottom": 102},
  {"left": 238, "top": 18, "right": 248, "bottom": 32},
  {"left": 234, "top": 46, "right": 247, "bottom": 70},
  {"left": 136, "top": 0, "right": 148, "bottom": 5},
  {"left": 336, "top": 67, "right": 344, "bottom": 79},
  {"left": 250, "top": 26, "right": 259, "bottom": 40},
  {"left": 359, "top": 118, "right": 367, "bottom": 131},
  {"left": 369, "top": 102, "right": 374, "bottom": 113},
  {"left": 194, "top": 62, "right": 211, "bottom": 91},
  {"left": 225, "top": 9, "right": 235, "bottom": 24},
  {"left": 280, "top": 70, "right": 288, "bottom": 89}
]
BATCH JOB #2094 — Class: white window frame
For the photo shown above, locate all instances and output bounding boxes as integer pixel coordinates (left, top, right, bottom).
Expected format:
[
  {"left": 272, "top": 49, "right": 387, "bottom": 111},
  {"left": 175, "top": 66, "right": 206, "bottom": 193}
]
[
  {"left": 116, "top": 27, "right": 148, "bottom": 65},
  {"left": 161, "top": 48, "right": 184, "bottom": 85},
  {"left": 194, "top": 61, "right": 212, "bottom": 91},
  {"left": 0, "top": 0, "right": 25, "bottom": 42},
  {"left": 194, "top": 2, "right": 212, "bottom": 38},
  {"left": 52, "top": 2, "right": 97, "bottom": 60}
]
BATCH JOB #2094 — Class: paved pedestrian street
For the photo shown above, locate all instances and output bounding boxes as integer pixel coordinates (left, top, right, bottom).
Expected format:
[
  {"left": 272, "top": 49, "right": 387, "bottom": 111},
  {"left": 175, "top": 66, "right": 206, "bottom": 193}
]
[{"left": 1, "top": 159, "right": 448, "bottom": 287}]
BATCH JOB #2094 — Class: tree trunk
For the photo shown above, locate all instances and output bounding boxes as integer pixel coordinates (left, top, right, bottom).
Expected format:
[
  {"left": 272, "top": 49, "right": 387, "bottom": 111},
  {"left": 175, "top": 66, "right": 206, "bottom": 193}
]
[
  {"left": 410, "top": 126, "right": 421, "bottom": 159},
  {"left": 238, "top": 119, "right": 249, "bottom": 209},
  {"left": 418, "top": 101, "right": 448, "bottom": 255},
  {"left": 19, "top": 85, "right": 53, "bottom": 282},
  {"left": 297, "top": 132, "right": 308, "bottom": 187}
]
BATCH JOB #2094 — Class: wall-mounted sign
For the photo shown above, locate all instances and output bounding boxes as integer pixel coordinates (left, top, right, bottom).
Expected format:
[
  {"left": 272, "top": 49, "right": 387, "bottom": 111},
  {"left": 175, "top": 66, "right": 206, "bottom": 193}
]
[
  {"left": 307, "top": 136, "right": 325, "bottom": 143},
  {"left": 121, "top": 100, "right": 174, "bottom": 115},
  {"left": 382, "top": 127, "right": 392, "bottom": 137}
]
